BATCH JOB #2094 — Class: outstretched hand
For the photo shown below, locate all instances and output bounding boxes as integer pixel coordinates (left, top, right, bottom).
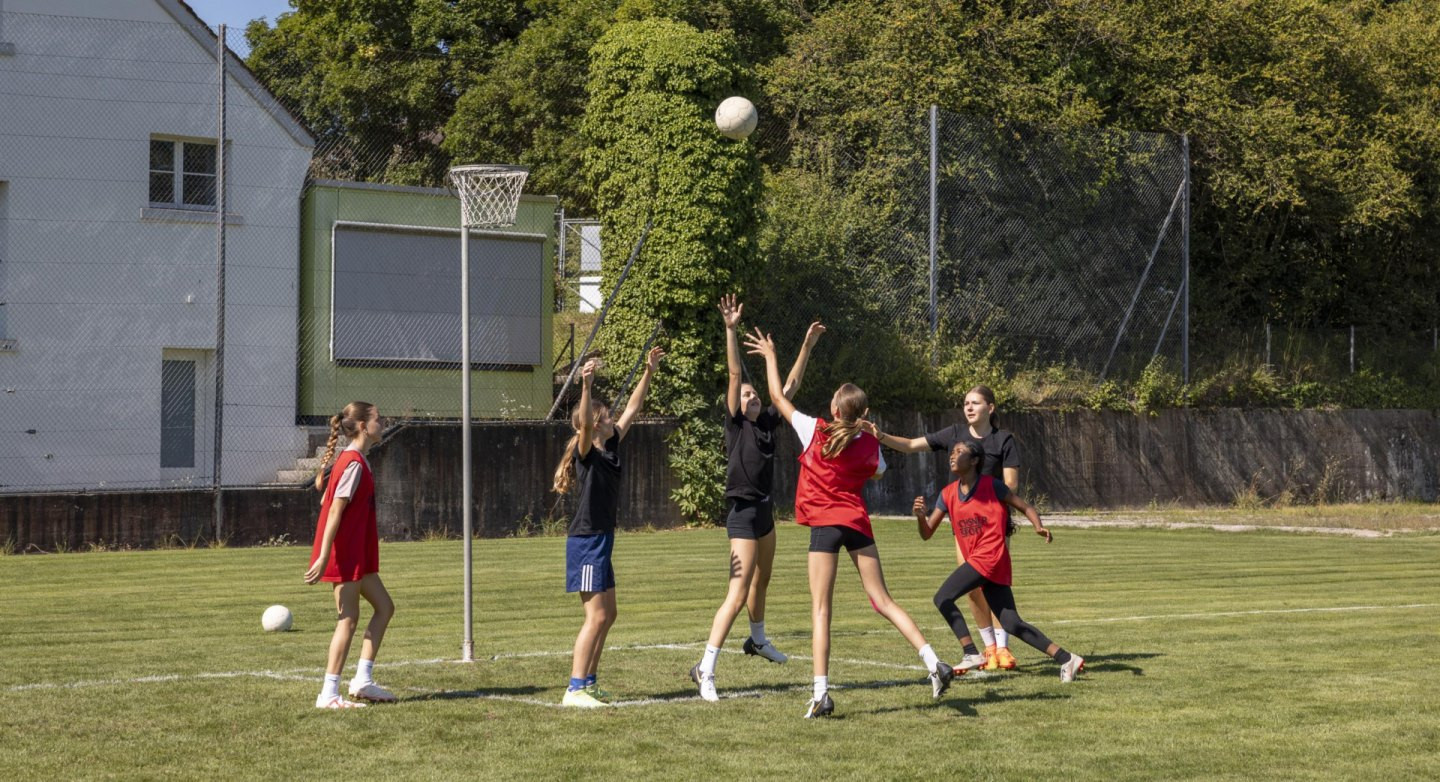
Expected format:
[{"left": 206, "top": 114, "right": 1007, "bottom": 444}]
[
  {"left": 645, "top": 346, "right": 665, "bottom": 373},
  {"left": 1036, "top": 526, "right": 1053, "bottom": 543},
  {"left": 804, "top": 321, "right": 827, "bottom": 346},
  {"left": 580, "top": 358, "right": 597, "bottom": 384},
  {"left": 742, "top": 327, "right": 776, "bottom": 359},
  {"left": 858, "top": 419, "right": 880, "bottom": 438},
  {"left": 718, "top": 294, "right": 743, "bottom": 330}
]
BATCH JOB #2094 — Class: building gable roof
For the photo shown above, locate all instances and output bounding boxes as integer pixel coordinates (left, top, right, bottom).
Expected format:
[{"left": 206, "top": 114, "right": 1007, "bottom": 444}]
[{"left": 155, "top": 0, "right": 315, "bottom": 150}]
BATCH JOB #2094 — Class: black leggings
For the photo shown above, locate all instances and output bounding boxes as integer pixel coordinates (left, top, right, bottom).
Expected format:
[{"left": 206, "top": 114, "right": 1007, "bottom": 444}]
[{"left": 933, "top": 563, "right": 1056, "bottom": 655}]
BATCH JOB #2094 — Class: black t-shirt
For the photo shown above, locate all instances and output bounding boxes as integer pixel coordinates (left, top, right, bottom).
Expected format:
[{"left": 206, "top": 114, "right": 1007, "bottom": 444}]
[
  {"left": 724, "top": 406, "right": 781, "bottom": 501},
  {"left": 569, "top": 433, "right": 622, "bottom": 536},
  {"left": 924, "top": 424, "right": 1020, "bottom": 482}
]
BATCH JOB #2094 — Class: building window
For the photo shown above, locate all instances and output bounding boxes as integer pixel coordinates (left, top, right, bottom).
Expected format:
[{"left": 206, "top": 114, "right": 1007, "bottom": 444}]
[{"left": 149, "top": 139, "right": 216, "bottom": 210}]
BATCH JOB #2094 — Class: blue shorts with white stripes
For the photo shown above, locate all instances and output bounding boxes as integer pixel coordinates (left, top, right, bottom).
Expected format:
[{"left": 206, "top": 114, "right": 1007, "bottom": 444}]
[{"left": 565, "top": 530, "right": 616, "bottom": 593}]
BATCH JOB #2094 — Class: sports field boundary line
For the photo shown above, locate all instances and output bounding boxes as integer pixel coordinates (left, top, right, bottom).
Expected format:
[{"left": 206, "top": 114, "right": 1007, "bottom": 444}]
[{"left": 871, "top": 513, "right": 1415, "bottom": 537}]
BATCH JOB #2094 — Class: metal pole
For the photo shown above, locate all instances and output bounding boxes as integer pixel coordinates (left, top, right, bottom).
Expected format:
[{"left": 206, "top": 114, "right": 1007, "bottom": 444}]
[
  {"left": 460, "top": 224, "right": 474, "bottom": 663},
  {"left": 1101, "top": 179, "right": 1185, "bottom": 378},
  {"left": 556, "top": 208, "right": 565, "bottom": 311},
  {"left": 1349, "top": 325, "right": 1355, "bottom": 374},
  {"left": 212, "top": 24, "right": 227, "bottom": 541},
  {"left": 546, "top": 216, "right": 653, "bottom": 420},
  {"left": 928, "top": 104, "right": 938, "bottom": 360},
  {"left": 1181, "top": 134, "right": 1191, "bottom": 384},
  {"left": 1265, "top": 321, "right": 1271, "bottom": 368}
]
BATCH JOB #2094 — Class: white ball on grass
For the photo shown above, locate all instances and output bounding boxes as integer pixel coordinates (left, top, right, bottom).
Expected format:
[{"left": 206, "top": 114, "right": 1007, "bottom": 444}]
[
  {"left": 715, "top": 96, "right": 758, "bottom": 140},
  {"left": 261, "top": 604, "right": 293, "bottom": 633}
]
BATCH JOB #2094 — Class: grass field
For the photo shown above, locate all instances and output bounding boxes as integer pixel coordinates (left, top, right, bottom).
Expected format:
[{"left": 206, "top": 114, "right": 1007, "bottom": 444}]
[{"left": 3, "top": 518, "right": 1438, "bottom": 780}]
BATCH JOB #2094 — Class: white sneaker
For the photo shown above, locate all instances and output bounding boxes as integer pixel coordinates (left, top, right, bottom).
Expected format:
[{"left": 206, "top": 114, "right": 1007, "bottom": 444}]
[
  {"left": 689, "top": 663, "right": 719, "bottom": 702},
  {"left": 929, "top": 661, "right": 954, "bottom": 700},
  {"left": 561, "top": 688, "right": 608, "bottom": 708},
  {"left": 348, "top": 681, "right": 397, "bottom": 702},
  {"left": 315, "top": 694, "right": 367, "bottom": 709},
  {"left": 956, "top": 652, "right": 989, "bottom": 673},
  {"left": 1059, "top": 654, "right": 1085, "bottom": 682},
  {"left": 743, "top": 637, "right": 789, "bottom": 664}
]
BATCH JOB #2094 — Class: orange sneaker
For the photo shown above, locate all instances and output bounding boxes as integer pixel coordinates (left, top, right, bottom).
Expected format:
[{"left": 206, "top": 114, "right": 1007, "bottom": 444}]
[
  {"left": 983, "top": 645, "right": 1000, "bottom": 671},
  {"left": 996, "top": 647, "right": 1017, "bottom": 670}
]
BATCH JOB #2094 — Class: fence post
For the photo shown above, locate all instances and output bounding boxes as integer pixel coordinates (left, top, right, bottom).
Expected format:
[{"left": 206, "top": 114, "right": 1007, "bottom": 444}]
[
  {"left": 1350, "top": 325, "right": 1355, "bottom": 374},
  {"left": 928, "top": 104, "right": 938, "bottom": 363},
  {"left": 213, "top": 24, "right": 227, "bottom": 542},
  {"left": 1181, "top": 133, "right": 1190, "bottom": 384},
  {"left": 1265, "top": 321, "right": 1271, "bottom": 369}
]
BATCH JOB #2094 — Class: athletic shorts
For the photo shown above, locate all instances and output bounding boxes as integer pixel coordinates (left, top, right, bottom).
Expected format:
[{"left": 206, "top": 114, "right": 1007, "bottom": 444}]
[
  {"left": 726, "top": 497, "right": 775, "bottom": 540},
  {"left": 807, "top": 525, "right": 876, "bottom": 554},
  {"left": 565, "top": 530, "right": 616, "bottom": 593}
]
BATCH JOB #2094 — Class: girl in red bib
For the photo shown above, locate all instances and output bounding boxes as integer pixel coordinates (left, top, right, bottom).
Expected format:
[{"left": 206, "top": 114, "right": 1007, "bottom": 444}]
[
  {"left": 913, "top": 441, "right": 1084, "bottom": 682},
  {"left": 304, "top": 401, "right": 396, "bottom": 709},
  {"left": 745, "top": 329, "right": 954, "bottom": 719}
]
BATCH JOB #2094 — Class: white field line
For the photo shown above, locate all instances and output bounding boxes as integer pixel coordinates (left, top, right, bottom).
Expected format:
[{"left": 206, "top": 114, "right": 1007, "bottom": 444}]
[{"left": 7, "top": 602, "right": 1432, "bottom": 696}]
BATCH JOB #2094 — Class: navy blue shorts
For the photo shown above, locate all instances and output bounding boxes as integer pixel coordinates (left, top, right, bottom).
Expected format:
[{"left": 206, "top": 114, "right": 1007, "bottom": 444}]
[{"left": 566, "top": 531, "right": 616, "bottom": 593}]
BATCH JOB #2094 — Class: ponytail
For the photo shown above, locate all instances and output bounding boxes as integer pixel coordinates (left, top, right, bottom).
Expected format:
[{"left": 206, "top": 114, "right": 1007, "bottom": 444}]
[
  {"left": 819, "top": 383, "right": 869, "bottom": 460},
  {"left": 552, "top": 433, "right": 581, "bottom": 494},
  {"left": 552, "top": 399, "right": 608, "bottom": 494},
  {"left": 313, "top": 401, "right": 375, "bottom": 491}
]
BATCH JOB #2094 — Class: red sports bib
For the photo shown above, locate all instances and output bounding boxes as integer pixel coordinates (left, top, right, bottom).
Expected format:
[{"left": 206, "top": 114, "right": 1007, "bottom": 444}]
[{"left": 941, "top": 476, "right": 1012, "bottom": 585}]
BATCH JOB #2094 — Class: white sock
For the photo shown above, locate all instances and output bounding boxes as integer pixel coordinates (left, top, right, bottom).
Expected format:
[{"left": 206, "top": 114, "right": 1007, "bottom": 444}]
[
  {"left": 749, "top": 621, "right": 767, "bottom": 645},
  {"left": 813, "top": 676, "right": 828, "bottom": 700},
  {"left": 978, "top": 627, "right": 996, "bottom": 648},
  {"left": 354, "top": 658, "right": 375, "bottom": 686},
  {"left": 700, "top": 645, "right": 720, "bottom": 676},
  {"left": 918, "top": 643, "right": 940, "bottom": 673},
  {"left": 321, "top": 673, "right": 340, "bottom": 699},
  {"left": 995, "top": 628, "right": 1010, "bottom": 648}
]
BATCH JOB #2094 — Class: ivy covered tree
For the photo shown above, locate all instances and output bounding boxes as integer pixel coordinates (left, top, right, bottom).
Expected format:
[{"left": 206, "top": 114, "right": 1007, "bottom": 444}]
[{"left": 581, "top": 18, "right": 763, "bottom": 522}]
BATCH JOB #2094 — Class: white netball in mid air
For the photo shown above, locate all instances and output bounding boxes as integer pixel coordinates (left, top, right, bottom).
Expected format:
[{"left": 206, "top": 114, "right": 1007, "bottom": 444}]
[{"left": 715, "top": 96, "right": 758, "bottom": 140}]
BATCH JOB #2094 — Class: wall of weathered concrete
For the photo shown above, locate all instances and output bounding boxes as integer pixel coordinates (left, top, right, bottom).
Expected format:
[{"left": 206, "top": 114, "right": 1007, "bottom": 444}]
[{"left": 4, "top": 409, "right": 1437, "bottom": 550}]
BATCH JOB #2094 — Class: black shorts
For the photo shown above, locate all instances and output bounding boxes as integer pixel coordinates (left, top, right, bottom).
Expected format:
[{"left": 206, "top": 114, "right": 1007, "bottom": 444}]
[
  {"left": 726, "top": 497, "right": 775, "bottom": 540},
  {"left": 807, "top": 525, "right": 876, "bottom": 553}
]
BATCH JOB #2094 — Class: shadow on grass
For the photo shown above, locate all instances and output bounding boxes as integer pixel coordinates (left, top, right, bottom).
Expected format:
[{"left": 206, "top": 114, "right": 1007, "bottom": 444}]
[
  {"left": 1072, "top": 651, "right": 1160, "bottom": 677},
  {"left": 401, "top": 685, "right": 547, "bottom": 703},
  {"left": 844, "top": 684, "right": 1070, "bottom": 717}
]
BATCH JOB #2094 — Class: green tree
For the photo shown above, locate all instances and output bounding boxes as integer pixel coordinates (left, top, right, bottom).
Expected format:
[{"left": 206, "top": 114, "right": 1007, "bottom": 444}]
[{"left": 581, "top": 18, "right": 762, "bottom": 522}]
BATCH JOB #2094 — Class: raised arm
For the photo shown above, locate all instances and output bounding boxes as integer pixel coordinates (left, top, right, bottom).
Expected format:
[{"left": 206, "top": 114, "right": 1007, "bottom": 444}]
[
  {"left": 781, "top": 321, "right": 825, "bottom": 399},
  {"left": 912, "top": 496, "right": 944, "bottom": 540},
  {"left": 743, "top": 328, "right": 796, "bottom": 422},
  {"left": 719, "top": 295, "right": 743, "bottom": 417},
  {"left": 576, "top": 359, "right": 596, "bottom": 458},
  {"left": 858, "top": 419, "right": 931, "bottom": 453},
  {"left": 1005, "top": 492, "right": 1051, "bottom": 543},
  {"left": 615, "top": 346, "right": 664, "bottom": 441}
]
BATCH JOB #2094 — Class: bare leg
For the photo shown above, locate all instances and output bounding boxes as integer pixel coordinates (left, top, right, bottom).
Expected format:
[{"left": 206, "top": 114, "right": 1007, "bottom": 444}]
[
  {"left": 356, "top": 573, "right": 394, "bottom": 662},
  {"left": 706, "top": 539, "right": 759, "bottom": 649},
  {"left": 586, "top": 589, "right": 617, "bottom": 677},
  {"left": 745, "top": 529, "right": 777, "bottom": 623},
  {"left": 326, "top": 582, "right": 362, "bottom": 676},
  {"left": 570, "top": 591, "right": 611, "bottom": 680},
  {"left": 850, "top": 546, "right": 929, "bottom": 652},
  {"left": 808, "top": 551, "right": 839, "bottom": 677}
]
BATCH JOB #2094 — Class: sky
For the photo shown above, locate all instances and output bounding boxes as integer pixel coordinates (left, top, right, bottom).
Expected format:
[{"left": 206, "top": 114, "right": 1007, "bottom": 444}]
[{"left": 183, "top": 0, "right": 294, "bottom": 54}]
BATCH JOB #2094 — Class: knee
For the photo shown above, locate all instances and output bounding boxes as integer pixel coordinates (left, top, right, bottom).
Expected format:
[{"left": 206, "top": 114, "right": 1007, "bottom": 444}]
[
  {"left": 933, "top": 590, "right": 953, "bottom": 612},
  {"left": 997, "top": 611, "right": 1021, "bottom": 634},
  {"left": 374, "top": 597, "right": 395, "bottom": 621},
  {"left": 336, "top": 613, "right": 359, "bottom": 633}
]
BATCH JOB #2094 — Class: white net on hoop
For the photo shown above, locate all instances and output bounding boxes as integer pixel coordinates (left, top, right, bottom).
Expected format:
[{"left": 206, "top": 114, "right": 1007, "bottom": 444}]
[{"left": 447, "top": 164, "right": 529, "bottom": 228}]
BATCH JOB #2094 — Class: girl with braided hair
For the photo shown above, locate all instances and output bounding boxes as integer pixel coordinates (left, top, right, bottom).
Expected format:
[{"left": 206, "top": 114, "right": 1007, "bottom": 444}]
[
  {"left": 304, "top": 401, "right": 396, "bottom": 709},
  {"left": 744, "top": 329, "right": 954, "bottom": 719}
]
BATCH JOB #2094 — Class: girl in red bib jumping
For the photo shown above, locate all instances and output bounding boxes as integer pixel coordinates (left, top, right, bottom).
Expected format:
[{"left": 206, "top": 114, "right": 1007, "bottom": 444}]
[
  {"left": 304, "top": 401, "right": 397, "bottom": 709},
  {"left": 745, "top": 329, "right": 954, "bottom": 719},
  {"left": 912, "top": 441, "right": 1084, "bottom": 682}
]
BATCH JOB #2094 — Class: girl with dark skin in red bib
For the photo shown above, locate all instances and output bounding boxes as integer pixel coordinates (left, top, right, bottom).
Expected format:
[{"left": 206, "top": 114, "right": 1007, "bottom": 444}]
[{"left": 914, "top": 441, "right": 1084, "bottom": 682}]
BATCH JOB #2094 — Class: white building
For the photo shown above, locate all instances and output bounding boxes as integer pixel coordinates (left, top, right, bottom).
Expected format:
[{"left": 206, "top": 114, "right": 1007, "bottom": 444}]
[{"left": 0, "top": 0, "right": 314, "bottom": 491}]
